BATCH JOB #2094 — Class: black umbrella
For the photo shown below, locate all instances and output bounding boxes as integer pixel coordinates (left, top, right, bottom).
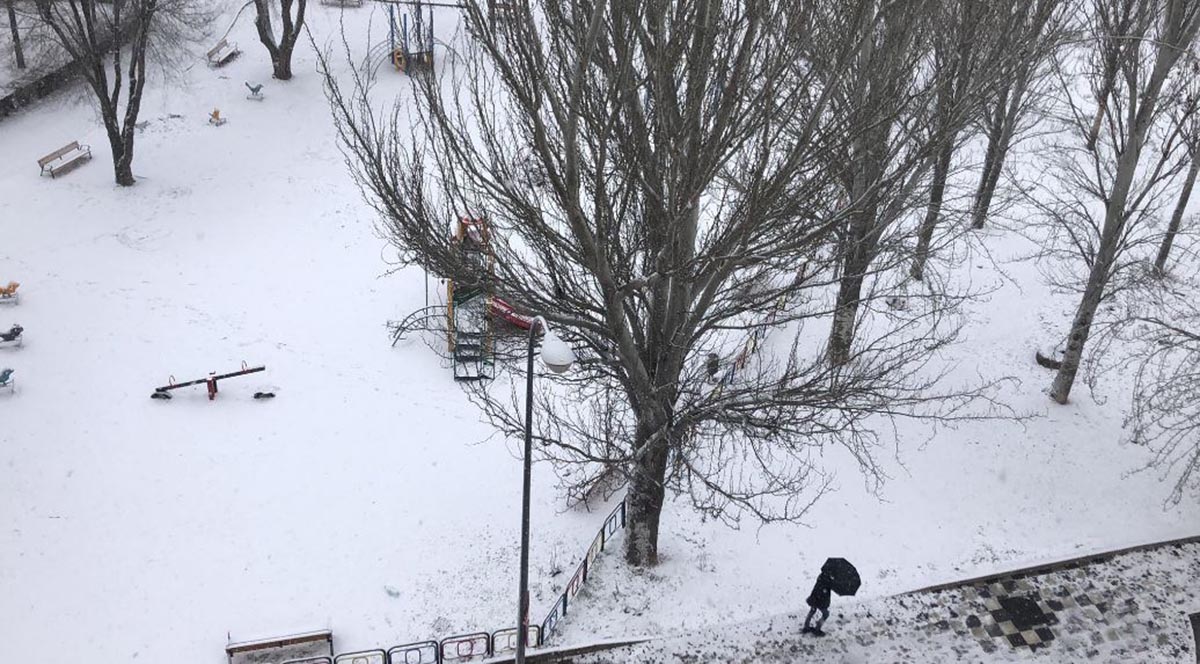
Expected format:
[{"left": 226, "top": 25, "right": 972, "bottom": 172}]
[{"left": 821, "top": 558, "right": 861, "bottom": 596}]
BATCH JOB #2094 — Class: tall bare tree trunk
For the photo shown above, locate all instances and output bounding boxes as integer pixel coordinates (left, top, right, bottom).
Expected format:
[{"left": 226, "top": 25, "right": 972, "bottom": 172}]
[
  {"left": 1051, "top": 14, "right": 1193, "bottom": 403},
  {"left": 971, "top": 89, "right": 1009, "bottom": 229},
  {"left": 972, "top": 0, "right": 1065, "bottom": 229},
  {"left": 911, "top": 139, "right": 955, "bottom": 280},
  {"left": 5, "top": 0, "right": 24, "bottom": 69},
  {"left": 972, "top": 72, "right": 1031, "bottom": 229},
  {"left": 1153, "top": 152, "right": 1199, "bottom": 276}
]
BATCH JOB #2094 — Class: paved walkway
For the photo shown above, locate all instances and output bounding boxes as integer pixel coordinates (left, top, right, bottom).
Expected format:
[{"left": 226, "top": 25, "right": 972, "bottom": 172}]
[{"left": 577, "top": 538, "right": 1200, "bottom": 663}]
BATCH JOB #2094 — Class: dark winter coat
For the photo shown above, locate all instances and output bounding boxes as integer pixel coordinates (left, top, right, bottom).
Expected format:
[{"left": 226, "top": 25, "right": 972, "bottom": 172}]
[{"left": 806, "top": 576, "right": 831, "bottom": 610}]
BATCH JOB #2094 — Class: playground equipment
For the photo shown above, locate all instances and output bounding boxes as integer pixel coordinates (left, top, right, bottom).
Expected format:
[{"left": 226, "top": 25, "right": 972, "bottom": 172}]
[
  {"left": 391, "top": 217, "right": 532, "bottom": 381},
  {"left": 0, "top": 281, "right": 19, "bottom": 305},
  {"left": 388, "top": 304, "right": 446, "bottom": 347},
  {"left": 0, "top": 368, "right": 13, "bottom": 393},
  {"left": 245, "top": 82, "right": 264, "bottom": 101},
  {"left": 447, "top": 218, "right": 495, "bottom": 381},
  {"left": 0, "top": 324, "right": 23, "bottom": 349},
  {"left": 151, "top": 362, "right": 267, "bottom": 400},
  {"left": 388, "top": 0, "right": 434, "bottom": 74},
  {"left": 209, "top": 108, "right": 227, "bottom": 126}
]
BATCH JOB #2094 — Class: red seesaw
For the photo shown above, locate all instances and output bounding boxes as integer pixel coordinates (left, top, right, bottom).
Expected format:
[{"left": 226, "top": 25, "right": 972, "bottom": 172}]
[{"left": 151, "top": 361, "right": 266, "bottom": 401}]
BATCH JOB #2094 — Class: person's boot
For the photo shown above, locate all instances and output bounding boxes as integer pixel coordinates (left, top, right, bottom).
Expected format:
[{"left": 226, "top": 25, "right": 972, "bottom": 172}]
[
  {"left": 801, "top": 626, "right": 813, "bottom": 634},
  {"left": 811, "top": 628, "right": 826, "bottom": 637}
]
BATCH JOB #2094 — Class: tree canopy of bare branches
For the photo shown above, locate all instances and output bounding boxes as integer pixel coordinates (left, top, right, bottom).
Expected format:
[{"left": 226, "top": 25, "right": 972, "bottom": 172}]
[
  {"left": 1153, "top": 53, "right": 1200, "bottom": 275},
  {"left": 908, "top": 0, "right": 1017, "bottom": 281},
  {"left": 1092, "top": 280, "right": 1200, "bottom": 505},
  {"left": 971, "top": 0, "right": 1076, "bottom": 230},
  {"left": 1037, "top": 0, "right": 1200, "bottom": 404},
  {"left": 323, "top": 0, "right": 1005, "bottom": 567}
]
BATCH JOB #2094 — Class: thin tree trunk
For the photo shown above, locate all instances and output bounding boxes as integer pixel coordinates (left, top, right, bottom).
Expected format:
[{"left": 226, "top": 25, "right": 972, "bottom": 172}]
[
  {"left": 1153, "top": 152, "right": 1199, "bottom": 276},
  {"left": 973, "top": 66, "right": 1034, "bottom": 229},
  {"left": 911, "top": 138, "right": 955, "bottom": 280},
  {"left": 1086, "top": 87, "right": 1112, "bottom": 152},
  {"left": 1051, "top": 28, "right": 1185, "bottom": 404},
  {"left": 1087, "top": 50, "right": 1123, "bottom": 152},
  {"left": 972, "top": 89, "right": 1009, "bottom": 229},
  {"left": 5, "top": 0, "right": 24, "bottom": 70}
]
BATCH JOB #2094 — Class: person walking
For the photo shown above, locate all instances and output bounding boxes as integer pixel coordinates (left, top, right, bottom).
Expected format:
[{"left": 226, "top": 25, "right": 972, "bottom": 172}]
[{"left": 802, "top": 570, "right": 834, "bottom": 636}]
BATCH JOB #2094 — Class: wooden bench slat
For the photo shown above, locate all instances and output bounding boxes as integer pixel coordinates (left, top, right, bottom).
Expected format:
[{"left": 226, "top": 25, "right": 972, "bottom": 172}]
[
  {"left": 38, "top": 141, "right": 80, "bottom": 168},
  {"left": 51, "top": 154, "right": 90, "bottom": 178},
  {"left": 226, "top": 629, "right": 333, "bottom": 655}
]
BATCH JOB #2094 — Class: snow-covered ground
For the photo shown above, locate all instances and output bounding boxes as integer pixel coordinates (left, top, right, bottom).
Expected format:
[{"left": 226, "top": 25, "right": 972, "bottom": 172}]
[
  {"left": 577, "top": 539, "right": 1200, "bottom": 663},
  {"left": 1, "top": 3, "right": 1197, "bottom": 663}
]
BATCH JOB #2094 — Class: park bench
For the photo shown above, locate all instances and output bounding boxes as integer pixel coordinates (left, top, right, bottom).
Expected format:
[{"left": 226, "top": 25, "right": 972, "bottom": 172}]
[
  {"left": 226, "top": 629, "right": 332, "bottom": 664},
  {"left": 37, "top": 141, "right": 91, "bottom": 178},
  {"left": 206, "top": 38, "right": 240, "bottom": 67},
  {"left": 0, "top": 282, "right": 18, "bottom": 305}
]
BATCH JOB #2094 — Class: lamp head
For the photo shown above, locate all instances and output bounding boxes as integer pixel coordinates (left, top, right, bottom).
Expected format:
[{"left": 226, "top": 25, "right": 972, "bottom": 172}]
[{"left": 540, "top": 328, "right": 575, "bottom": 374}]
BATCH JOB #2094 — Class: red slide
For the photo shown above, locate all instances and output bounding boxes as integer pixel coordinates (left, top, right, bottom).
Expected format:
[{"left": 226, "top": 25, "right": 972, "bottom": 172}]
[{"left": 488, "top": 297, "right": 534, "bottom": 329}]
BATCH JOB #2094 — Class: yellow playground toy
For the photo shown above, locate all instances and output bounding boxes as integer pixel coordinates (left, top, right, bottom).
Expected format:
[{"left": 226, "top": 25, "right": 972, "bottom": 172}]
[{"left": 0, "top": 281, "right": 19, "bottom": 305}]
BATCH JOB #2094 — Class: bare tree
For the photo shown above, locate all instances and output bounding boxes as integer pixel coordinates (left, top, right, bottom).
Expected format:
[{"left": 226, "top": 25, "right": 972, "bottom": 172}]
[
  {"left": 909, "top": 0, "right": 1016, "bottom": 281},
  {"left": 253, "top": 0, "right": 307, "bottom": 81},
  {"left": 970, "top": 0, "right": 1074, "bottom": 230},
  {"left": 805, "top": 0, "right": 944, "bottom": 366},
  {"left": 1042, "top": 0, "right": 1200, "bottom": 404},
  {"left": 31, "top": 0, "right": 206, "bottom": 185},
  {"left": 1153, "top": 56, "right": 1200, "bottom": 276},
  {"left": 1092, "top": 281, "right": 1200, "bottom": 505},
  {"left": 6, "top": 0, "right": 25, "bottom": 69},
  {"left": 322, "top": 0, "right": 998, "bottom": 566},
  {"left": 1085, "top": 0, "right": 1153, "bottom": 151}
]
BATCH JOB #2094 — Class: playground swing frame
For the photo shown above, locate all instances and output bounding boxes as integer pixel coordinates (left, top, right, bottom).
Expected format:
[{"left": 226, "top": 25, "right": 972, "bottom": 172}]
[{"left": 388, "top": 2, "right": 435, "bottom": 74}]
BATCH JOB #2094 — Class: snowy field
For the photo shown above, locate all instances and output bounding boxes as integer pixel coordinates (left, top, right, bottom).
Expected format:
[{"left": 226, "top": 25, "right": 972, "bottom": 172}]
[{"left": 1, "top": 3, "right": 1197, "bottom": 663}]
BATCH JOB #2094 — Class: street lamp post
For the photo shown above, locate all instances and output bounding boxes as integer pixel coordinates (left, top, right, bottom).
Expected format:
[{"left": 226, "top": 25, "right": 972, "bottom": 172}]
[{"left": 516, "top": 316, "right": 574, "bottom": 664}]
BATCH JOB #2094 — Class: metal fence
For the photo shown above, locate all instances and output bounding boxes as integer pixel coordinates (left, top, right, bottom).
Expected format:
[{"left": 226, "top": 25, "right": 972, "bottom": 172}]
[
  {"left": 540, "top": 500, "right": 626, "bottom": 645},
  {"left": 281, "top": 498, "right": 627, "bottom": 664}
]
